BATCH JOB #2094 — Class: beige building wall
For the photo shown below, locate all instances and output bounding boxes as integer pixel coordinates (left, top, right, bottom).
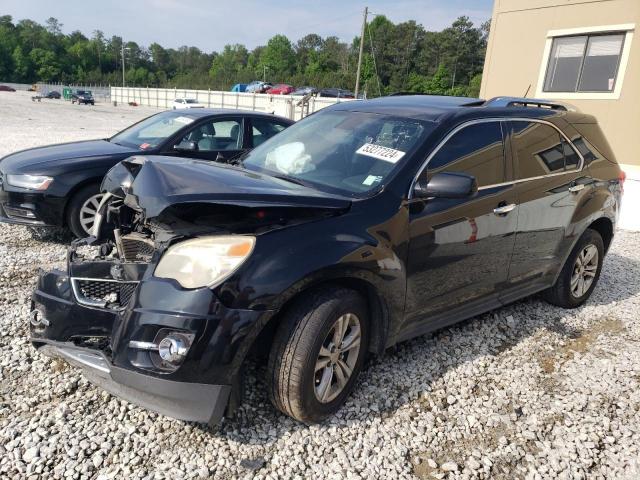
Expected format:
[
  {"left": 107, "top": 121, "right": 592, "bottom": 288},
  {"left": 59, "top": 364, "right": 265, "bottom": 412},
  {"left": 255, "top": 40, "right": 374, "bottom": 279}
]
[{"left": 481, "top": 0, "right": 640, "bottom": 177}]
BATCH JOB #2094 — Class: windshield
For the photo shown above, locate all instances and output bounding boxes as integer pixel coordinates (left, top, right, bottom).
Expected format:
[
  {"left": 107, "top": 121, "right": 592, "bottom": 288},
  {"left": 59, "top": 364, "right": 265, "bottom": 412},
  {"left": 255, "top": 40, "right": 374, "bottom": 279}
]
[
  {"left": 110, "top": 112, "right": 196, "bottom": 150},
  {"left": 242, "top": 110, "right": 431, "bottom": 196},
  {"left": 185, "top": 99, "right": 198, "bottom": 104}
]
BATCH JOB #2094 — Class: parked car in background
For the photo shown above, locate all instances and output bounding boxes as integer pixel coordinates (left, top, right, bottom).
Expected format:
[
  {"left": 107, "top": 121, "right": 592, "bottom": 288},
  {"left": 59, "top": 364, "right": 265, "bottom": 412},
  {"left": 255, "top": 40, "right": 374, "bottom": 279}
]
[
  {"left": 245, "top": 81, "right": 273, "bottom": 93},
  {"left": 0, "top": 85, "right": 16, "bottom": 92},
  {"left": 172, "top": 98, "right": 205, "bottom": 109},
  {"left": 231, "top": 83, "right": 248, "bottom": 93},
  {"left": 266, "top": 84, "right": 295, "bottom": 95},
  {"left": 0, "top": 109, "right": 292, "bottom": 237},
  {"left": 291, "top": 86, "right": 318, "bottom": 96},
  {"left": 29, "top": 95, "right": 623, "bottom": 426},
  {"left": 71, "top": 90, "right": 95, "bottom": 105},
  {"left": 45, "top": 91, "right": 61, "bottom": 99},
  {"left": 318, "top": 88, "right": 355, "bottom": 98}
]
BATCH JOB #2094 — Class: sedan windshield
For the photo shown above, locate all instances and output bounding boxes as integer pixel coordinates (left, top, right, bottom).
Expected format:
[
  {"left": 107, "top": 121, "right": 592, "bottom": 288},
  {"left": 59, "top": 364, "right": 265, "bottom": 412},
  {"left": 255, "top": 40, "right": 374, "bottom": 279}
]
[
  {"left": 242, "top": 110, "right": 431, "bottom": 195},
  {"left": 110, "top": 112, "right": 196, "bottom": 149}
]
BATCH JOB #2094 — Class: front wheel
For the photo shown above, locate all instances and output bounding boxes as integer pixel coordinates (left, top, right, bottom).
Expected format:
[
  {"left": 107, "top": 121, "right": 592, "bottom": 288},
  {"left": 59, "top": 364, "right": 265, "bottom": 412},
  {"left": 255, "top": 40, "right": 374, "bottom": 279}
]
[
  {"left": 66, "top": 184, "right": 104, "bottom": 238},
  {"left": 267, "top": 288, "right": 369, "bottom": 424},
  {"left": 543, "top": 228, "right": 604, "bottom": 308}
]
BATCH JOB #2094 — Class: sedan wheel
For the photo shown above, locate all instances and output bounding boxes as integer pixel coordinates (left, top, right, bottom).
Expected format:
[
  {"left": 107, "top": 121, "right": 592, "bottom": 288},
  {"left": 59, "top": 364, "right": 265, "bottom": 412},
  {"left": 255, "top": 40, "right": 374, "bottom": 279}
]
[
  {"left": 314, "top": 313, "right": 362, "bottom": 403},
  {"left": 570, "top": 244, "right": 599, "bottom": 298},
  {"left": 78, "top": 193, "right": 104, "bottom": 236}
]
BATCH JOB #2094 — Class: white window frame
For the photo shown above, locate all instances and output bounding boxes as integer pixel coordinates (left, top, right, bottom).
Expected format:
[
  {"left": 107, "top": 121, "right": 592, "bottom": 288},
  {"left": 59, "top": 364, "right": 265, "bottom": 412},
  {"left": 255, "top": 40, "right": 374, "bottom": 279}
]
[{"left": 536, "top": 24, "right": 635, "bottom": 100}]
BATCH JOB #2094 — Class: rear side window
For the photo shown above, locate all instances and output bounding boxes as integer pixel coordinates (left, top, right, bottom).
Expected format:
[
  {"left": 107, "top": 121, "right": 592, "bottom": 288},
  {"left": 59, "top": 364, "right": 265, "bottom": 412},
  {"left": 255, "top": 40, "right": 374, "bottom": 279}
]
[
  {"left": 428, "top": 122, "right": 506, "bottom": 187},
  {"left": 510, "top": 121, "right": 581, "bottom": 179}
]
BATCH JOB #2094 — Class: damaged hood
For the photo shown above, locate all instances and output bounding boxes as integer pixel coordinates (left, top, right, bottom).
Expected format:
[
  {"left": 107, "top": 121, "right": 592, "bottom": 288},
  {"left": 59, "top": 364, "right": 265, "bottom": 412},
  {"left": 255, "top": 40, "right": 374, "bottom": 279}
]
[{"left": 101, "top": 155, "right": 352, "bottom": 219}]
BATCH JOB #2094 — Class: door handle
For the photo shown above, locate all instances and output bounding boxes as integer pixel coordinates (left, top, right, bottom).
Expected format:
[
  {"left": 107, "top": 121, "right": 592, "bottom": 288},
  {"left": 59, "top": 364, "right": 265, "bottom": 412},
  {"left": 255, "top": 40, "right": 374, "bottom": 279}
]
[
  {"left": 568, "top": 183, "right": 585, "bottom": 193},
  {"left": 493, "top": 203, "right": 517, "bottom": 215}
]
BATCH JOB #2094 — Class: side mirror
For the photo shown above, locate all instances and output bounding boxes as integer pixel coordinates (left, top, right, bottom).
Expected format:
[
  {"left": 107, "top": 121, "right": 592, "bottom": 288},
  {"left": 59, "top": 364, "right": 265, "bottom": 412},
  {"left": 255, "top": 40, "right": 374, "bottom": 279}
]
[
  {"left": 174, "top": 141, "right": 198, "bottom": 152},
  {"left": 413, "top": 172, "right": 478, "bottom": 199}
]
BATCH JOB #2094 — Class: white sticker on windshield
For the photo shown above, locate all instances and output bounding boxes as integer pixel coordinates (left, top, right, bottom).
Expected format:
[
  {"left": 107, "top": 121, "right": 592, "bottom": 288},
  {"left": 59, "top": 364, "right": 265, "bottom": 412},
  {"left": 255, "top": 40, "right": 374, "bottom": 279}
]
[
  {"left": 363, "top": 175, "right": 383, "bottom": 186},
  {"left": 356, "top": 143, "right": 405, "bottom": 163},
  {"left": 174, "top": 116, "right": 194, "bottom": 125}
]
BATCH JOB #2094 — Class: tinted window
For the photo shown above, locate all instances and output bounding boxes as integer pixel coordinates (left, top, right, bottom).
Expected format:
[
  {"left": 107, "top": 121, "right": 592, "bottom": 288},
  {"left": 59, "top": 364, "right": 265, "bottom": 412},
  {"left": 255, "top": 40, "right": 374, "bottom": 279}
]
[
  {"left": 428, "top": 122, "right": 505, "bottom": 187},
  {"left": 544, "top": 33, "right": 625, "bottom": 93},
  {"left": 511, "top": 122, "right": 579, "bottom": 179}
]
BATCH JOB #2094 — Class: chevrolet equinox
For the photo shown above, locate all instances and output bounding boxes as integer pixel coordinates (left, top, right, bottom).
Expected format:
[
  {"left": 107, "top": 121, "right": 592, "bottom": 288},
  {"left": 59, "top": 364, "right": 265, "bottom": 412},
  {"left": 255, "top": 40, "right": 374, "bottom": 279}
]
[{"left": 30, "top": 95, "right": 624, "bottom": 425}]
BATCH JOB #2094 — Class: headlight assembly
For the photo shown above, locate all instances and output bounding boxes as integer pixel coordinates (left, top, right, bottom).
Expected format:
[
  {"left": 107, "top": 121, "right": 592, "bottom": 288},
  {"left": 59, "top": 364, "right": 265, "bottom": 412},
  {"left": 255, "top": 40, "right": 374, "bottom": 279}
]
[
  {"left": 154, "top": 236, "right": 255, "bottom": 289},
  {"left": 6, "top": 174, "right": 53, "bottom": 190}
]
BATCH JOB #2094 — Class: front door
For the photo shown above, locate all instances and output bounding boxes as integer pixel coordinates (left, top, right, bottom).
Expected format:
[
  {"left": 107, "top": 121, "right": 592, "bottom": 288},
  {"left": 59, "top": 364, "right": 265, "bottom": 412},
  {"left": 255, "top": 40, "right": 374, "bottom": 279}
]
[{"left": 402, "top": 120, "right": 518, "bottom": 336}]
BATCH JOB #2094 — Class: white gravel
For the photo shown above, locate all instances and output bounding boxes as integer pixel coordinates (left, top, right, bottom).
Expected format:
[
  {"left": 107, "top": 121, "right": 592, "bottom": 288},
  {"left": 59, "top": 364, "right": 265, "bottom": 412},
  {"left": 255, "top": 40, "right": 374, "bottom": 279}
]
[{"left": 1, "top": 91, "right": 640, "bottom": 479}]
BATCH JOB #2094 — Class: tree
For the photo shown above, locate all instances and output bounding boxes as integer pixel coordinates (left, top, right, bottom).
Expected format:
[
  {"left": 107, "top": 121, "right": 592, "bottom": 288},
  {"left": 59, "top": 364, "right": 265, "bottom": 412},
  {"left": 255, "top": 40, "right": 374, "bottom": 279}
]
[{"left": 260, "top": 35, "right": 296, "bottom": 78}]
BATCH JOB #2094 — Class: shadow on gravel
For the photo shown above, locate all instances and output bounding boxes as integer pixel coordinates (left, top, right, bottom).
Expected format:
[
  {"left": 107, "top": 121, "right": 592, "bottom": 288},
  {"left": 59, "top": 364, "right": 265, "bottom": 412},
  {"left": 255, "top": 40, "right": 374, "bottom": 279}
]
[{"left": 188, "top": 247, "right": 640, "bottom": 448}]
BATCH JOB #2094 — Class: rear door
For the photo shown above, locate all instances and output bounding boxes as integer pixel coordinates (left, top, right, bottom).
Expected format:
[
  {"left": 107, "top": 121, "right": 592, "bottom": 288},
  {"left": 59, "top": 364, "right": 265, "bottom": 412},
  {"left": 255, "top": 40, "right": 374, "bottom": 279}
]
[
  {"left": 403, "top": 120, "right": 518, "bottom": 334},
  {"left": 505, "top": 120, "right": 587, "bottom": 294}
]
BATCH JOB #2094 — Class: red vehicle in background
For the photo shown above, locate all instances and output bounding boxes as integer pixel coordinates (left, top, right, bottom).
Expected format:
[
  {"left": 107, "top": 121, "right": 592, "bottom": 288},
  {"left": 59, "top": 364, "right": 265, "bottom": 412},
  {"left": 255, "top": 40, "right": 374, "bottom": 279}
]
[
  {"left": 0, "top": 85, "right": 16, "bottom": 92},
  {"left": 266, "top": 84, "right": 295, "bottom": 95}
]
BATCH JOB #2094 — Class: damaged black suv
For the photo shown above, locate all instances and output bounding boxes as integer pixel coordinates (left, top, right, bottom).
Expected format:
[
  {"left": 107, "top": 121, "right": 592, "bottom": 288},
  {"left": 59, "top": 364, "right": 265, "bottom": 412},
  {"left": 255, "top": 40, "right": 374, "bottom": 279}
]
[{"left": 30, "top": 96, "right": 624, "bottom": 425}]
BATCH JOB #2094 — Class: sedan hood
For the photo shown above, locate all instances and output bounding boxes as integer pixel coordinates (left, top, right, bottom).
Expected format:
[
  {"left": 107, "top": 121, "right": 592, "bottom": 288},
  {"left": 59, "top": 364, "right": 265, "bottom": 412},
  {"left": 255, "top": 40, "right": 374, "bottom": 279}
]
[
  {"left": 102, "top": 155, "right": 352, "bottom": 220},
  {"left": 0, "top": 140, "right": 137, "bottom": 173}
]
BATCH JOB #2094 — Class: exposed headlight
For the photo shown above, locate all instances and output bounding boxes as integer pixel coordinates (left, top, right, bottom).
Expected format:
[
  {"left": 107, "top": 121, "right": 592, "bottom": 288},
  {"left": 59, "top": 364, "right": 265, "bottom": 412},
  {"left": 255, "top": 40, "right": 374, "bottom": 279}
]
[
  {"left": 154, "top": 236, "right": 255, "bottom": 289},
  {"left": 6, "top": 174, "right": 53, "bottom": 190}
]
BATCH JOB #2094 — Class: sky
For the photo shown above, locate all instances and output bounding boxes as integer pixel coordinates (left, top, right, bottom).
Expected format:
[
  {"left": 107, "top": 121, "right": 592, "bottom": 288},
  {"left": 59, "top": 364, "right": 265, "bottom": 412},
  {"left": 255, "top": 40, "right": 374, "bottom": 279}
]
[{"left": 2, "top": 0, "right": 494, "bottom": 52}]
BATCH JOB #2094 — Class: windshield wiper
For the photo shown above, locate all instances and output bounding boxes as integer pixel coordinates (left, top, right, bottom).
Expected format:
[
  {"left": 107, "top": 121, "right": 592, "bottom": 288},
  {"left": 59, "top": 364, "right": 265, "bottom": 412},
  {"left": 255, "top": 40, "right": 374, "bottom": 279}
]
[
  {"left": 227, "top": 150, "right": 250, "bottom": 166},
  {"left": 271, "top": 174, "right": 309, "bottom": 187}
]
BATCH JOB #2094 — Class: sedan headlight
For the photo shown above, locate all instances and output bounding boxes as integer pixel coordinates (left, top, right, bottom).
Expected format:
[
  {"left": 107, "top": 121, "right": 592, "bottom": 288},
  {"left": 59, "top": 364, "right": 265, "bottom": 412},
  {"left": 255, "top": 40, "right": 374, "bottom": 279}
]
[
  {"left": 154, "top": 236, "right": 255, "bottom": 289},
  {"left": 6, "top": 174, "right": 53, "bottom": 190}
]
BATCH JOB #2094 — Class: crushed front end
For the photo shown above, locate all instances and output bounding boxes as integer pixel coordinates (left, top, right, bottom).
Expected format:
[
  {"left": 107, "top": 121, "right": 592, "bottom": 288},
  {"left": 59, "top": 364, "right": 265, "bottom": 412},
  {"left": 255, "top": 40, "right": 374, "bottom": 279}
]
[
  {"left": 30, "top": 155, "right": 351, "bottom": 424},
  {"left": 30, "top": 165, "right": 270, "bottom": 425}
]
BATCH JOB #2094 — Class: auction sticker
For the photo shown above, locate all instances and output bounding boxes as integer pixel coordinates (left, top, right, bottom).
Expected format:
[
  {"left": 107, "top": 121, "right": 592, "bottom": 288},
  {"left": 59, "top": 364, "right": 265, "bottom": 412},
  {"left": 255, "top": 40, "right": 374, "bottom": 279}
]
[{"left": 356, "top": 143, "right": 405, "bottom": 163}]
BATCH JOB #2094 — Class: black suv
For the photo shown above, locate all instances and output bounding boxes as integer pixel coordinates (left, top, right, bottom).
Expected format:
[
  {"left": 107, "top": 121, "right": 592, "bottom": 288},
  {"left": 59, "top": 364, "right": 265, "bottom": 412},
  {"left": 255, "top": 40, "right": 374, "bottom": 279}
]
[
  {"left": 71, "top": 90, "right": 94, "bottom": 105},
  {"left": 30, "top": 96, "right": 624, "bottom": 425}
]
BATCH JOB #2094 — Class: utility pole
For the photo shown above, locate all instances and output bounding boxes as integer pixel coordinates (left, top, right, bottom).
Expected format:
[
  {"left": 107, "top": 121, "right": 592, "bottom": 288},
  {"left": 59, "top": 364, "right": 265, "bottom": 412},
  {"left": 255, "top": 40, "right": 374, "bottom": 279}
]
[
  {"left": 354, "top": 6, "right": 368, "bottom": 99},
  {"left": 121, "top": 42, "right": 126, "bottom": 87}
]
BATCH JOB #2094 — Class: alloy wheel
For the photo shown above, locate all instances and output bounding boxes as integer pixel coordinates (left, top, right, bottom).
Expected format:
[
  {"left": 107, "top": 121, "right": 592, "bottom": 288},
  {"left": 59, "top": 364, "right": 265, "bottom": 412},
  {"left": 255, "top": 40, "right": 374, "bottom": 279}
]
[
  {"left": 570, "top": 244, "right": 599, "bottom": 298},
  {"left": 314, "top": 312, "right": 361, "bottom": 403},
  {"left": 78, "top": 193, "right": 104, "bottom": 236}
]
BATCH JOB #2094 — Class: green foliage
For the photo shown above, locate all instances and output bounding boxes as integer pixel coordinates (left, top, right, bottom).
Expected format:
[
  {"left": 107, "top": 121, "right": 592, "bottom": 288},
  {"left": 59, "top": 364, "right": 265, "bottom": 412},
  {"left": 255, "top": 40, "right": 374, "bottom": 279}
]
[{"left": 0, "top": 14, "right": 488, "bottom": 97}]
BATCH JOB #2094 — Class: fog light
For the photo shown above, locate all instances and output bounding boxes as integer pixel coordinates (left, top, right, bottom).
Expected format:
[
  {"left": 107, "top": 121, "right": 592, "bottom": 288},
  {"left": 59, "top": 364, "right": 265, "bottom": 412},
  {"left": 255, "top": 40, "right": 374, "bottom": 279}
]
[{"left": 158, "top": 334, "right": 190, "bottom": 364}]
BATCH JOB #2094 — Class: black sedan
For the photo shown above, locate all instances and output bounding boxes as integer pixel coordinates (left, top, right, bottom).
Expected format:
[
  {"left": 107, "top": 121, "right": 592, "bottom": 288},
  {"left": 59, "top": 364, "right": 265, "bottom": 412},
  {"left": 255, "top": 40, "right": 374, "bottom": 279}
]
[
  {"left": 71, "top": 90, "right": 95, "bottom": 105},
  {"left": 45, "top": 91, "right": 62, "bottom": 99},
  {"left": 0, "top": 109, "right": 293, "bottom": 237}
]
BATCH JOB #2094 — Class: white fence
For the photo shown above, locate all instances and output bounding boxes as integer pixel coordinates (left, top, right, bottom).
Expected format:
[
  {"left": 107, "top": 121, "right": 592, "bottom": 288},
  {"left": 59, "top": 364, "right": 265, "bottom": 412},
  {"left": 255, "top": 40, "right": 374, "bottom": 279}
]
[{"left": 110, "top": 87, "right": 354, "bottom": 120}]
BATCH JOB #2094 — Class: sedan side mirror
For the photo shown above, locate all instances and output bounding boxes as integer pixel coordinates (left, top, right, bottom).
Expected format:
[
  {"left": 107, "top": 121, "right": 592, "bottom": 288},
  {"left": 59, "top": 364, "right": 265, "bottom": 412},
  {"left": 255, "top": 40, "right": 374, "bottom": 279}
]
[
  {"left": 174, "top": 141, "right": 199, "bottom": 152},
  {"left": 413, "top": 172, "right": 478, "bottom": 199}
]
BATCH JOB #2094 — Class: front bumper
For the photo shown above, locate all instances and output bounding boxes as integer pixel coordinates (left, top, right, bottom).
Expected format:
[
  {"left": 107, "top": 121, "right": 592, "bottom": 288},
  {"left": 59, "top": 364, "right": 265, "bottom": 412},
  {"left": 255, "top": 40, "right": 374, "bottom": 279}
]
[
  {"left": 31, "top": 257, "right": 273, "bottom": 425},
  {"left": 36, "top": 340, "right": 230, "bottom": 424},
  {"left": 0, "top": 187, "right": 65, "bottom": 227}
]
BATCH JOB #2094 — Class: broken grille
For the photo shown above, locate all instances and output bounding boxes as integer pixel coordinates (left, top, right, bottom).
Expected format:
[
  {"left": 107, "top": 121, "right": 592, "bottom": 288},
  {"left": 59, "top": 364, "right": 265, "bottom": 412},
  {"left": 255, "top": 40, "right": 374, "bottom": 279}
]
[
  {"left": 117, "top": 233, "right": 156, "bottom": 262},
  {"left": 71, "top": 278, "right": 138, "bottom": 309}
]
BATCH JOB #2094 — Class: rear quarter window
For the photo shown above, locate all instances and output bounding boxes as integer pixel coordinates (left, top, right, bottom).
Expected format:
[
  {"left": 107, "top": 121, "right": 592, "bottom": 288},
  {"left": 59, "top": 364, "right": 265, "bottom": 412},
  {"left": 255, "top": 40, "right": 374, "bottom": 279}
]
[{"left": 571, "top": 123, "right": 618, "bottom": 164}]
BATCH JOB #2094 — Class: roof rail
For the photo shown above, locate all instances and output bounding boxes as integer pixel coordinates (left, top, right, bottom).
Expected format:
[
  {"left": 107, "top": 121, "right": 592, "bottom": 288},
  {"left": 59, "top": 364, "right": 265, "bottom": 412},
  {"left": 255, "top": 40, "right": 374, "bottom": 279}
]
[{"left": 484, "top": 96, "right": 576, "bottom": 112}]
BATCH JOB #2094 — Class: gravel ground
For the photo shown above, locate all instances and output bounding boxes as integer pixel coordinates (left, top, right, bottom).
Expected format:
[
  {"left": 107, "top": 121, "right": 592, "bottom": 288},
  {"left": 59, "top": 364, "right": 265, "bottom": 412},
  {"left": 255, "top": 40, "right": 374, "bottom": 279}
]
[{"left": 1, "top": 91, "right": 640, "bottom": 480}]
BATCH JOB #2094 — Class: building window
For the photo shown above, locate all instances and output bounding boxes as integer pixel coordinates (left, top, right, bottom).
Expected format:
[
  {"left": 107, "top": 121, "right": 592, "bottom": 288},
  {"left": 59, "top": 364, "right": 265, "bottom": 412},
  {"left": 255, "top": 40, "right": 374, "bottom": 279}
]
[{"left": 544, "top": 33, "right": 625, "bottom": 93}]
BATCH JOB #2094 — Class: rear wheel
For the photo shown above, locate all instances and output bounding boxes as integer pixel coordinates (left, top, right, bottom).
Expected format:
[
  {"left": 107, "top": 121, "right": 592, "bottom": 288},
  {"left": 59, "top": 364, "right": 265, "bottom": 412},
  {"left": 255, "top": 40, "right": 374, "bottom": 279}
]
[
  {"left": 543, "top": 228, "right": 604, "bottom": 308},
  {"left": 66, "top": 184, "right": 104, "bottom": 238},
  {"left": 267, "top": 288, "right": 369, "bottom": 424}
]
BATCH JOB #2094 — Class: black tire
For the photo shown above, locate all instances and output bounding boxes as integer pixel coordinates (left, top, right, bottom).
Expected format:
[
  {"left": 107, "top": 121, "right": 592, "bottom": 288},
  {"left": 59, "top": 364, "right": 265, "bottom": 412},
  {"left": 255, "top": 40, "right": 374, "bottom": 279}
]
[
  {"left": 66, "top": 183, "right": 103, "bottom": 239},
  {"left": 543, "top": 228, "right": 604, "bottom": 308},
  {"left": 267, "top": 287, "right": 369, "bottom": 424}
]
